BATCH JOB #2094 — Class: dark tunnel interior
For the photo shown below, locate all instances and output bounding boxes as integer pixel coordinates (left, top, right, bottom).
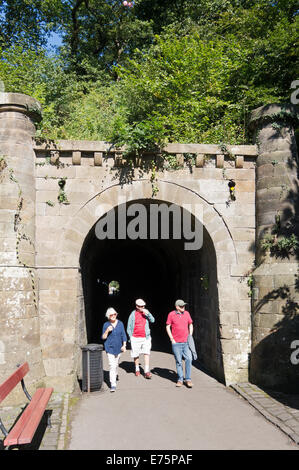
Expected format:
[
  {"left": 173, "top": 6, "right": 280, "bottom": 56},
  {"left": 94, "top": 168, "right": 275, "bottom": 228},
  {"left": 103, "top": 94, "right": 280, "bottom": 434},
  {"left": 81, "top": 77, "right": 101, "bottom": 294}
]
[
  {"left": 81, "top": 237, "right": 183, "bottom": 350},
  {"left": 79, "top": 199, "right": 191, "bottom": 351}
]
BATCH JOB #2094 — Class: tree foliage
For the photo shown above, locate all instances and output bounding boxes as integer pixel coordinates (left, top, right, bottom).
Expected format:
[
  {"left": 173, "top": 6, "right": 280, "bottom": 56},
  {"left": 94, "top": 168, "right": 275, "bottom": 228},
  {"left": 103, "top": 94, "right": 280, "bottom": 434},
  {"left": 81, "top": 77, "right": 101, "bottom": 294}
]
[
  {"left": 110, "top": 1, "right": 298, "bottom": 149},
  {"left": 0, "top": 0, "right": 297, "bottom": 147},
  {"left": 0, "top": 0, "right": 63, "bottom": 49}
]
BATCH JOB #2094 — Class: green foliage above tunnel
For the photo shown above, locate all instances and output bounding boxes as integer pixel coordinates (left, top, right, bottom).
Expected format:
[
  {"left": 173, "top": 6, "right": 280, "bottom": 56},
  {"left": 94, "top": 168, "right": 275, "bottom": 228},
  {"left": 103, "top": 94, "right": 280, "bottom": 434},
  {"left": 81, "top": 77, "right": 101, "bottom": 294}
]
[{"left": 0, "top": 0, "right": 297, "bottom": 148}]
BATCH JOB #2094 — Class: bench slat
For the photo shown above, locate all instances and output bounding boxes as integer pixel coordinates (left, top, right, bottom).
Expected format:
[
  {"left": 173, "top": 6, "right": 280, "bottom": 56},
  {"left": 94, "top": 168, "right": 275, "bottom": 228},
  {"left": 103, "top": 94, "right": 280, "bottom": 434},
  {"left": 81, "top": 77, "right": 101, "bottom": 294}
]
[
  {"left": 18, "top": 388, "right": 53, "bottom": 445},
  {"left": 0, "top": 363, "right": 29, "bottom": 404},
  {"left": 3, "top": 388, "right": 44, "bottom": 446}
]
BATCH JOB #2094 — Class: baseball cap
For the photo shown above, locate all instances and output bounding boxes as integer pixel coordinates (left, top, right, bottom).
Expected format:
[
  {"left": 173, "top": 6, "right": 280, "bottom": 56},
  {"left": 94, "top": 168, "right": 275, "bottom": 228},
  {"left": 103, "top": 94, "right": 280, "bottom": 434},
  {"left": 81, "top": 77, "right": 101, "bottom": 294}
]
[
  {"left": 135, "top": 298, "right": 146, "bottom": 307},
  {"left": 175, "top": 299, "right": 187, "bottom": 307}
]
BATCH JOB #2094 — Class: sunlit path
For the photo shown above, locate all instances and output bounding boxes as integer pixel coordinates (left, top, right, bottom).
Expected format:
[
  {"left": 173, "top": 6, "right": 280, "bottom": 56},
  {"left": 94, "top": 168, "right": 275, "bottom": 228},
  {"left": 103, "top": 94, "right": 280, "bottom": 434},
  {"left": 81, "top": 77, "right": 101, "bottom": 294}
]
[{"left": 68, "top": 351, "right": 296, "bottom": 450}]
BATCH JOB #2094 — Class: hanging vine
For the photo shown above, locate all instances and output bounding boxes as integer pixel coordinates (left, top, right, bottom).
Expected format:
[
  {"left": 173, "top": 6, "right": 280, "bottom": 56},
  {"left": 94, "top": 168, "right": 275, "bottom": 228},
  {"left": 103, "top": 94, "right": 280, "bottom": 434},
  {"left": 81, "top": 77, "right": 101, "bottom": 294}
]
[
  {"left": 2, "top": 156, "right": 38, "bottom": 310},
  {"left": 57, "top": 178, "right": 70, "bottom": 204},
  {"left": 150, "top": 161, "right": 159, "bottom": 197}
]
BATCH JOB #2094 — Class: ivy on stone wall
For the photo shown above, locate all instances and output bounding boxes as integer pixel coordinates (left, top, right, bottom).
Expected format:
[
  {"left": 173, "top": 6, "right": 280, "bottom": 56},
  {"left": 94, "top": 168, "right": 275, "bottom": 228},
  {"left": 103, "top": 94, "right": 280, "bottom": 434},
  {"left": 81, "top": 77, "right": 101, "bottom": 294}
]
[
  {"left": 150, "top": 162, "right": 159, "bottom": 197},
  {"left": 57, "top": 178, "right": 70, "bottom": 205},
  {"left": 260, "top": 233, "right": 299, "bottom": 258},
  {"left": 1, "top": 156, "right": 38, "bottom": 310},
  {"left": 0, "top": 155, "right": 7, "bottom": 174}
]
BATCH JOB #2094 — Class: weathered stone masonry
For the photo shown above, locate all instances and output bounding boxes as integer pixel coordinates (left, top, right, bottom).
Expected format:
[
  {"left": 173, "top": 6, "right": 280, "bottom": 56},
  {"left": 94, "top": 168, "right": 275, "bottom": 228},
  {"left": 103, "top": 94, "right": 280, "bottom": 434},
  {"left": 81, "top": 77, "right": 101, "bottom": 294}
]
[
  {"left": 0, "top": 93, "right": 298, "bottom": 404},
  {"left": 249, "top": 104, "right": 299, "bottom": 392}
]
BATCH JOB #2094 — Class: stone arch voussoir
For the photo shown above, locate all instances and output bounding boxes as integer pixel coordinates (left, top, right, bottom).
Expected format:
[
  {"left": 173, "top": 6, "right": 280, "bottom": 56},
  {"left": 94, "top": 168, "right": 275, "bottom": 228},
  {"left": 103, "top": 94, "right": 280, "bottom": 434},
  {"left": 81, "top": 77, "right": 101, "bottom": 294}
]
[{"left": 59, "top": 179, "right": 238, "bottom": 269}]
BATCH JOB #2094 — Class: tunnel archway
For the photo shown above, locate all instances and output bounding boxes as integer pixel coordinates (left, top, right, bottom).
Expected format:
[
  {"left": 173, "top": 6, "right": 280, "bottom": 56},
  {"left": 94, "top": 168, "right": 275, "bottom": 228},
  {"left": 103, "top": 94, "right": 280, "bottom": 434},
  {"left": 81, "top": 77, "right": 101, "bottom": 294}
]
[{"left": 79, "top": 197, "right": 224, "bottom": 381}]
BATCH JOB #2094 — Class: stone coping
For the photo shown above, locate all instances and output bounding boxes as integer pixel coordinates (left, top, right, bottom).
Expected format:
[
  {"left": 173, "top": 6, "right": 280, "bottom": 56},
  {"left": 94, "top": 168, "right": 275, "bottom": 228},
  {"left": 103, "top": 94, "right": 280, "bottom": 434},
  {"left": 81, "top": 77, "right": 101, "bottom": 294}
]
[
  {"left": 231, "top": 382, "right": 299, "bottom": 445},
  {"left": 0, "top": 92, "right": 42, "bottom": 122},
  {"left": 34, "top": 139, "right": 258, "bottom": 156},
  {"left": 249, "top": 103, "right": 299, "bottom": 129}
]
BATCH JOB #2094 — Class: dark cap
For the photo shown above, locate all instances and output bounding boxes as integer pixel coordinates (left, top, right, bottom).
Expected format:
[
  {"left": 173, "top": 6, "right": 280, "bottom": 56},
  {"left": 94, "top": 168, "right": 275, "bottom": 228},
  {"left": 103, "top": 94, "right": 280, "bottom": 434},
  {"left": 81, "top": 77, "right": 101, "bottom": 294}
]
[{"left": 175, "top": 299, "right": 187, "bottom": 307}]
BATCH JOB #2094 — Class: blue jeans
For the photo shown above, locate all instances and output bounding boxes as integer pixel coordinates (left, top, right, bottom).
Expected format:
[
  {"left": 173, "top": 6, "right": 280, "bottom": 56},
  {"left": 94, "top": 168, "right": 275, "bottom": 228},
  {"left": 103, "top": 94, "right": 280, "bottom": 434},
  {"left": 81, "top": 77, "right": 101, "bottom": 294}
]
[{"left": 172, "top": 342, "right": 192, "bottom": 382}]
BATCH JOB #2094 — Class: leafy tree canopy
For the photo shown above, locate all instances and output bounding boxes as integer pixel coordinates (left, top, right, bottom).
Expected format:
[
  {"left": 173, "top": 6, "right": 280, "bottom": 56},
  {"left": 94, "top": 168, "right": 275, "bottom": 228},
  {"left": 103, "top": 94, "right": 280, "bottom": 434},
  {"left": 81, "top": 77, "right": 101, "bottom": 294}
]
[{"left": 0, "top": 0, "right": 297, "bottom": 147}]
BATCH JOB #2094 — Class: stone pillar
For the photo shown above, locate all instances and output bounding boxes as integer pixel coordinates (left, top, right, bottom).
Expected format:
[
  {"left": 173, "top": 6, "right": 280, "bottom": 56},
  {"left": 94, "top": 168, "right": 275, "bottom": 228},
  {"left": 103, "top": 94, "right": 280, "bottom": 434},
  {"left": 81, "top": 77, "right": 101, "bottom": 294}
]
[
  {"left": 249, "top": 103, "right": 299, "bottom": 392},
  {"left": 0, "top": 93, "right": 45, "bottom": 403}
]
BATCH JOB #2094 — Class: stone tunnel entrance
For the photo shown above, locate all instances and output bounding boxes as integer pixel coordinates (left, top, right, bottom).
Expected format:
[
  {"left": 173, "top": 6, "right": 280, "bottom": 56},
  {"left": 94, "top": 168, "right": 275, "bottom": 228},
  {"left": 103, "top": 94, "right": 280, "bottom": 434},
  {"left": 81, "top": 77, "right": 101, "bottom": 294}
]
[
  {"left": 4, "top": 91, "right": 298, "bottom": 396},
  {"left": 79, "top": 198, "right": 224, "bottom": 383}
]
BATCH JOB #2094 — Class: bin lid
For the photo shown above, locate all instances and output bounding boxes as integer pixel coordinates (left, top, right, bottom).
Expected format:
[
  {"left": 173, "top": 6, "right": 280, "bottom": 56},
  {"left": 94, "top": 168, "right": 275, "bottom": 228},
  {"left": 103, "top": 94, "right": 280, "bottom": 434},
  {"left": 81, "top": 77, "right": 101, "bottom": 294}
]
[{"left": 81, "top": 343, "right": 103, "bottom": 351}]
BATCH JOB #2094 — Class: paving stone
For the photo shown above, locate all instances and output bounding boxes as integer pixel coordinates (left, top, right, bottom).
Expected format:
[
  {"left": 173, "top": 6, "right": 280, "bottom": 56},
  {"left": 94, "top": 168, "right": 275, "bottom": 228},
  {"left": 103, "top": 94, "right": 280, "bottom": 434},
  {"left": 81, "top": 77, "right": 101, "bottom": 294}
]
[
  {"left": 289, "top": 434, "right": 299, "bottom": 445},
  {"left": 231, "top": 382, "right": 299, "bottom": 446},
  {"left": 288, "top": 425, "right": 299, "bottom": 432},
  {"left": 275, "top": 413, "right": 294, "bottom": 421},
  {"left": 254, "top": 398, "right": 276, "bottom": 406},
  {"left": 284, "top": 419, "right": 299, "bottom": 427},
  {"left": 266, "top": 406, "right": 286, "bottom": 414}
]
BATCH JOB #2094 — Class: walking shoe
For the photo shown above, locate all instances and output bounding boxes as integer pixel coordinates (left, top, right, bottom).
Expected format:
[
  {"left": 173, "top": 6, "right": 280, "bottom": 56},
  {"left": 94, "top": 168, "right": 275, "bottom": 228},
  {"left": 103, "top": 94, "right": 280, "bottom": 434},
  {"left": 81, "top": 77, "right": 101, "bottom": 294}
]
[
  {"left": 110, "top": 386, "right": 116, "bottom": 392},
  {"left": 145, "top": 372, "right": 152, "bottom": 379},
  {"left": 135, "top": 370, "right": 141, "bottom": 376},
  {"left": 185, "top": 380, "right": 193, "bottom": 388},
  {"left": 176, "top": 381, "right": 183, "bottom": 387}
]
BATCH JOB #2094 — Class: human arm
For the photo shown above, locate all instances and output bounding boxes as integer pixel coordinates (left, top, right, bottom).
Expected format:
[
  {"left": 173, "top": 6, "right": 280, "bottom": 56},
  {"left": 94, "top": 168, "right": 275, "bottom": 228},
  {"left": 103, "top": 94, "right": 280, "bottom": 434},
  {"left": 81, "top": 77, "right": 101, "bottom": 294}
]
[
  {"left": 187, "top": 311, "right": 193, "bottom": 336},
  {"left": 166, "top": 324, "right": 176, "bottom": 344},
  {"left": 143, "top": 309, "right": 155, "bottom": 323},
  {"left": 102, "top": 323, "right": 113, "bottom": 340},
  {"left": 120, "top": 322, "right": 127, "bottom": 351},
  {"left": 126, "top": 312, "right": 134, "bottom": 339}
]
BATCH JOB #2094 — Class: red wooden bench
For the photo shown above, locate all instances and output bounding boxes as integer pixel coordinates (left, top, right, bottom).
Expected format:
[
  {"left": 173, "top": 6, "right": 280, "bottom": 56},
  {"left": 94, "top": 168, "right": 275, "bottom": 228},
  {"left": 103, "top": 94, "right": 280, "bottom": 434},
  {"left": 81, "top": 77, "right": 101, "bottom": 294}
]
[{"left": 0, "top": 363, "right": 53, "bottom": 449}]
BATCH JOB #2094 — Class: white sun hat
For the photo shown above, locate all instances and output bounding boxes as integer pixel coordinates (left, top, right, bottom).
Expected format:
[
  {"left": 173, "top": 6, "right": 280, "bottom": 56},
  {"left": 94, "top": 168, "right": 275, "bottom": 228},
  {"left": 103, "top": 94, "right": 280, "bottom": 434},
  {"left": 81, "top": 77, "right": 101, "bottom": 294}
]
[
  {"left": 135, "top": 298, "right": 146, "bottom": 307},
  {"left": 105, "top": 307, "right": 117, "bottom": 318}
]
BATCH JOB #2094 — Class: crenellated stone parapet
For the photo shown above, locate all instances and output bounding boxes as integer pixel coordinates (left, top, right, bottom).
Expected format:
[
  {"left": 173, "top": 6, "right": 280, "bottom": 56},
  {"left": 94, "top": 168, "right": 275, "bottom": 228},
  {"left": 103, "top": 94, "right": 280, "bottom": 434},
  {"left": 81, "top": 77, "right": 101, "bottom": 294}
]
[{"left": 33, "top": 139, "right": 258, "bottom": 169}]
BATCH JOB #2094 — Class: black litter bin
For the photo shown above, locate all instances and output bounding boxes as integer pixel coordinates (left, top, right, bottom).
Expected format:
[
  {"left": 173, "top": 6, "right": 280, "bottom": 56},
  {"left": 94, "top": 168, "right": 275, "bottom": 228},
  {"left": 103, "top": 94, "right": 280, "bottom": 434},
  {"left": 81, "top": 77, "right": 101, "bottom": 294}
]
[{"left": 81, "top": 343, "right": 104, "bottom": 392}]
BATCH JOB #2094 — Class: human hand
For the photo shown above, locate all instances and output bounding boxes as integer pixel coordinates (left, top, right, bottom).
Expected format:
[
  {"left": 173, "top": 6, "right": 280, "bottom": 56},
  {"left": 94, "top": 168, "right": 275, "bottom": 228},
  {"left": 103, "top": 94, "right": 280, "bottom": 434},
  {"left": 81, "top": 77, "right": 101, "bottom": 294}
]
[
  {"left": 121, "top": 345, "right": 126, "bottom": 352},
  {"left": 107, "top": 325, "right": 113, "bottom": 333}
]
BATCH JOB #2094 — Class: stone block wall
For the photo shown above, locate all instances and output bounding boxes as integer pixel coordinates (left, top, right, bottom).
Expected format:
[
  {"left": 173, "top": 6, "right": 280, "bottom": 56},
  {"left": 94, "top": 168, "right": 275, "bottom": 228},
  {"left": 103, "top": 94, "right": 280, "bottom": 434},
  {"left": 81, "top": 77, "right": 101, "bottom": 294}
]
[
  {"left": 249, "top": 103, "right": 299, "bottom": 392},
  {"left": 0, "top": 94, "right": 45, "bottom": 404},
  {"left": 33, "top": 143, "right": 256, "bottom": 389}
]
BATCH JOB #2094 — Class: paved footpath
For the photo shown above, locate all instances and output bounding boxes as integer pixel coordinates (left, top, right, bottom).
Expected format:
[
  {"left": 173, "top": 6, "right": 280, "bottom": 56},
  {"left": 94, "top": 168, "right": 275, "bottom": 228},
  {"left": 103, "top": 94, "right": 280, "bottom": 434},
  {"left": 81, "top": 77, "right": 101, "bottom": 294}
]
[
  {"left": 1, "top": 350, "right": 299, "bottom": 450},
  {"left": 67, "top": 351, "right": 298, "bottom": 451}
]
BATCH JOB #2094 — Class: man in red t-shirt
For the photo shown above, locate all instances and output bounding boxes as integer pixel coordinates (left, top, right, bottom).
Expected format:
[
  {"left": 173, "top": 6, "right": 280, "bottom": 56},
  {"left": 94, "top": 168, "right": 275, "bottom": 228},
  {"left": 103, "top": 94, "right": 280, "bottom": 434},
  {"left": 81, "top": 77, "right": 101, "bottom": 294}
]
[{"left": 166, "top": 299, "right": 194, "bottom": 388}]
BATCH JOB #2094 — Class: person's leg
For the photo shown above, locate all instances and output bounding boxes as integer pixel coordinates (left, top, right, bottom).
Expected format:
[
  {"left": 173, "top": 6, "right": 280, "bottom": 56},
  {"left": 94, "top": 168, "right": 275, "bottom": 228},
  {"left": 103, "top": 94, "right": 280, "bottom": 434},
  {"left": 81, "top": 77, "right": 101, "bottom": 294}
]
[
  {"left": 143, "top": 338, "right": 152, "bottom": 375},
  {"left": 182, "top": 342, "right": 192, "bottom": 383},
  {"left": 114, "top": 353, "right": 120, "bottom": 383},
  {"left": 144, "top": 354, "right": 149, "bottom": 371},
  {"left": 107, "top": 353, "right": 118, "bottom": 388},
  {"left": 172, "top": 343, "right": 184, "bottom": 383},
  {"left": 131, "top": 337, "right": 141, "bottom": 375},
  {"left": 134, "top": 356, "right": 140, "bottom": 371},
  {"left": 144, "top": 354, "right": 152, "bottom": 378}
]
